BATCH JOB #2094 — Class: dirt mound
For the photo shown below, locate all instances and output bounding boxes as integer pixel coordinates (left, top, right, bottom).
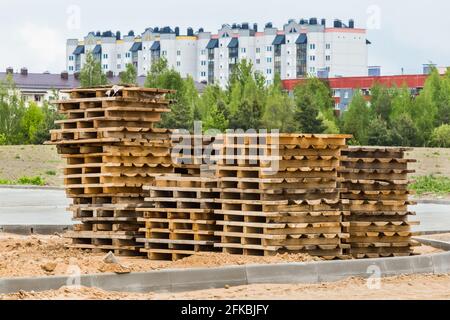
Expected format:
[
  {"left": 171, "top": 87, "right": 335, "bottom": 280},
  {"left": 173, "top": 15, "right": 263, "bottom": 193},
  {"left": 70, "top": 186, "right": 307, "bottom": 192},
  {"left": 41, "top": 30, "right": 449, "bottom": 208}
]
[{"left": 170, "top": 252, "right": 320, "bottom": 268}]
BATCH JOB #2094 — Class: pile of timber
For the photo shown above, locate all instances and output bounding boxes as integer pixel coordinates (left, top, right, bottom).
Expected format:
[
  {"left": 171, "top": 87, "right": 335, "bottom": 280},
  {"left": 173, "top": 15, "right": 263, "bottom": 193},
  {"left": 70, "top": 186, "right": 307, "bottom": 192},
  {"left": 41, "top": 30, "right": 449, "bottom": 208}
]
[
  {"left": 137, "top": 175, "right": 221, "bottom": 260},
  {"left": 213, "top": 133, "right": 352, "bottom": 260},
  {"left": 47, "top": 86, "right": 174, "bottom": 256},
  {"left": 340, "top": 147, "right": 419, "bottom": 258},
  {"left": 137, "top": 135, "right": 221, "bottom": 260}
]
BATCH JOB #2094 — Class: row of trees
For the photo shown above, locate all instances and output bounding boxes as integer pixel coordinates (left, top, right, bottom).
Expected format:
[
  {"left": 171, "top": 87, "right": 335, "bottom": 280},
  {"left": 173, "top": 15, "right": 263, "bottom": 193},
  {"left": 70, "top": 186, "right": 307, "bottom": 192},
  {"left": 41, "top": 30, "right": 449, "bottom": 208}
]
[
  {"left": 1, "top": 50, "right": 449, "bottom": 147},
  {"left": 342, "top": 70, "right": 450, "bottom": 147},
  {"left": 0, "top": 76, "right": 61, "bottom": 145}
]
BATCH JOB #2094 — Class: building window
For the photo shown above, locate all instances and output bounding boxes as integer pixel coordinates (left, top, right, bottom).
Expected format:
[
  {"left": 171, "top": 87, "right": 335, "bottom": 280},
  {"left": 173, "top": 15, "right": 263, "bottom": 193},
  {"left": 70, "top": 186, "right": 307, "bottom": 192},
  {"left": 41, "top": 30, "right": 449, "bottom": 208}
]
[
  {"left": 267, "top": 46, "right": 272, "bottom": 52},
  {"left": 241, "top": 48, "right": 246, "bottom": 53},
  {"left": 177, "top": 50, "right": 181, "bottom": 56},
  {"left": 326, "top": 44, "right": 331, "bottom": 50},
  {"left": 201, "top": 71, "right": 206, "bottom": 77},
  {"left": 177, "top": 61, "right": 181, "bottom": 66},
  {"left": 310, "top": 56, "right": 316, "bottom": 61},
  {"left": 309, "top": 44, "right": 315, "bottom": 50},
  {"left": 326, "top": 55, "right": 331, "bottom": 61},
  {"left": 103, "top": 64, "right": 108, "bottom": 69},
  {"left": 201, "top": 61, "right": 207, "bottom": 66},
  {"left": 162, "top": 50, "right": 167, "bottom": 56},
  {"left": 117, "top": 64, "right": 121, "bottom": 69},
  {"left": 256, "top": 59, "right": 261, "bottom": 64},
  {"left": 126, "top": 52, "right": 131, "bottom": 58},
  {"left": 69, "top": 66, "right": 74, "bottom": 71},
  {"left": 201, "top": 50, "right": 206, "bottom": 55},
  {"left": 267, "top": 69, "right": 272, "bottom": 74},
  {"left": 69, "top": 55, "right": 74, "bottom": 61},
  {"left": 103, "top": 54, "right": 108, "bottom": 59},
  {"left": 256, "top": 48, "right": 261, "bottom": 53},
  {"left": 117, "top": 54, "right": 121, "bottom": 59},
  {"left": 267, "top": 57, "right": 272, "bottom": 63}
]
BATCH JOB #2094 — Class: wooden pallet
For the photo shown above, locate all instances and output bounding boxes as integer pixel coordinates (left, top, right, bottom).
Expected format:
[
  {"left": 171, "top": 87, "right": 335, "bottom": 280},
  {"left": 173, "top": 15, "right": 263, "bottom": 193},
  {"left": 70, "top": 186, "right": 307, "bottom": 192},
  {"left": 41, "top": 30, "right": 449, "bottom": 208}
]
[{"left": 340, "top": 147, "right": 418, "bottom": 259}]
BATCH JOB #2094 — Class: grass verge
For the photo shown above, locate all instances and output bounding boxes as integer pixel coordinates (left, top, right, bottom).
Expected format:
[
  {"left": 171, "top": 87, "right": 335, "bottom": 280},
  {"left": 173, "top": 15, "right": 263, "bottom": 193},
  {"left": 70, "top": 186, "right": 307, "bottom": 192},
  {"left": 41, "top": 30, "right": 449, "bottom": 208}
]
[
  {"left": 410, "top": 175, "right": 450, "bottom": 195},
  {"left": 0, "top": 176, "right": 46, "bottom": 186}
]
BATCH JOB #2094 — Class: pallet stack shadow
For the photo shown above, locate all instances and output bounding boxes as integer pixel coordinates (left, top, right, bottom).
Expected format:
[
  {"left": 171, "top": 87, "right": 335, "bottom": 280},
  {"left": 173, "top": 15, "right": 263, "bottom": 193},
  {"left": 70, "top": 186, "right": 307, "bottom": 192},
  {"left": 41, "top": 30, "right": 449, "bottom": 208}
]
[
  {"left": 137, "top": 134, "right": 221, "bottom": 260},
  {"left": 213, "top": 133, "right": 352, "bottom": 260},
  {"left": 48, "top": 86, "right": 174, "bottom": 256},
  {"left": 340, "top": 147, "right": 419, "bottom": 258}
]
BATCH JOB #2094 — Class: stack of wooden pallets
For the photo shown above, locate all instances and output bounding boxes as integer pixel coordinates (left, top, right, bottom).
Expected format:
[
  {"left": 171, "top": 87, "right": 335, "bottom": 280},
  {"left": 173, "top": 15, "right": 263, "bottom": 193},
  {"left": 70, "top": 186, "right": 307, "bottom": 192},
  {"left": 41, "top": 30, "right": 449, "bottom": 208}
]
[
  {"left": 137, "top": 175, "right": 221, "bottom": 260},
  {"left": 213, "top": 133, "right": 352, "bottom": 260},
  {"left": 340, "top": 147, "right": 419, "bottom": 258},
  {"left": 47, "top": 86, "right": 174, "bottom": 256},
  {"left": 137, "top": 135, "right": 221, "bottom": 260}
]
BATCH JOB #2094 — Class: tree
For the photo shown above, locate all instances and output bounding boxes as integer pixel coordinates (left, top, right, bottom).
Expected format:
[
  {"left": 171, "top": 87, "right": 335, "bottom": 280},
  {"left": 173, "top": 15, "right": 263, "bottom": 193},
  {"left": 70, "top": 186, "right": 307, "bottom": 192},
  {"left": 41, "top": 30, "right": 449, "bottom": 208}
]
[
  {"left": 21, "top": 102, "right": 45, "bottom": 144},
  {"left": 226, "top": 60, "right": 266, "bottom": 130},
  {"left": 0, "top": 75, "right": 26, "bottom": 144},
  {"left": 390, "top": 113, "right": 420, "bottom": 147},
  {"left": 262, "top": 78, "right": 296, "bottom": 132},
  {"left": 293, "top": 77, "right": 337, "bottom": 133},
  {"left": 370, "top": 83, "right": 393, "bottom": 121},
  {"left": 294, "top": 93, "right": 325, "bottom": 133},
  {"left": 341, "top": 90, "right": 371, "bottom": 145},
  {"left": 367, "top": 116, "right": 392, "bottom": 146},
  {"left": 145, "top": 57, "right": 194, "bottom": 130},
  {"left": 79, "top": 51, "right": 108, "bottom": 87},
  {"left": 120, "top": 63, "right": 138, "bottom": 85},
  {"left": 33, "top": 100, "right": 63, "bottom": 144},
  {"left": 430, "top": 124, "right": 450, "bottom": 148}
]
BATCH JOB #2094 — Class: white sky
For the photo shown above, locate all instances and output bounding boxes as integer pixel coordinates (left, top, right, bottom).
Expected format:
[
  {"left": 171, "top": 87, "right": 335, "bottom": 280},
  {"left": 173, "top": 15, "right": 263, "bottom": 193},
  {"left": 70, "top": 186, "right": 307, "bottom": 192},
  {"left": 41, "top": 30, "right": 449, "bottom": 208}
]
[{"left": 1, "top": 0, "right": 449, "bottom": 75}]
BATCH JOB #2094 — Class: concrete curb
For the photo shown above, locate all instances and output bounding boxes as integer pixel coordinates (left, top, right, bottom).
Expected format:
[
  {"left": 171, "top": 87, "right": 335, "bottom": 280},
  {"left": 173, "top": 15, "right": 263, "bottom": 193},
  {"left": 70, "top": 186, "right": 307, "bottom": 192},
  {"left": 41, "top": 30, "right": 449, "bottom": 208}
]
[
  {"left": 414, "top": 237, "right": 450, "bottom": 251},
  {"left": 0, "top": 225, "right": 72, "bottom": 235},
  {"left": 0, "top": 185, "right": 64, "bottom": 191},
  {"left": 416, "top": 230, "right": 450, "bottom": 236},
  {"left": 0, "top": 252, "right": 449, "bottom": 295},
  {"left": 414, "top": 199, "right": 450, "bottom": 205}
]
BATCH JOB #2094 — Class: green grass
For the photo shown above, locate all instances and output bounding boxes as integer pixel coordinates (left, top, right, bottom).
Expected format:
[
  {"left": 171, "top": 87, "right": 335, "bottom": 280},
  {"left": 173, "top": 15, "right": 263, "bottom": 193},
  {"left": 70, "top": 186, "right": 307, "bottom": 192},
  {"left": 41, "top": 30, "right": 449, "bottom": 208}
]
[
  {"left": 45, "top": 170, "right": 56, "bottom": 176},
  {"left": 410, "top": 175, "right": 450, "bottom": 195},
  {"left": 0, "top": 176, "right": 46, "bottom": 186}
]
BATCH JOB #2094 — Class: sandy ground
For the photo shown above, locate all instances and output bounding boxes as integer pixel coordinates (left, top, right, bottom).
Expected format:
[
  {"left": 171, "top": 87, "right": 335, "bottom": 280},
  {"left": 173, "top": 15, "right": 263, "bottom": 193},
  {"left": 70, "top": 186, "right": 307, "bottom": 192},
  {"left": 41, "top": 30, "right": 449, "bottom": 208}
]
[
  {"left": 0, "top": 145, "right": 63, "bottom": 186},
  {"left": 0, "top": 233, "right": 319, "bottom": 279},
  {"left": 406, "top": 148, "right": 450, "bottom": 178},
  {"left": 0, "top": 233, "right": 447, "bottom": 300},
  {"left": 1, "top": 273, "right": 450, "bottom": 300}
]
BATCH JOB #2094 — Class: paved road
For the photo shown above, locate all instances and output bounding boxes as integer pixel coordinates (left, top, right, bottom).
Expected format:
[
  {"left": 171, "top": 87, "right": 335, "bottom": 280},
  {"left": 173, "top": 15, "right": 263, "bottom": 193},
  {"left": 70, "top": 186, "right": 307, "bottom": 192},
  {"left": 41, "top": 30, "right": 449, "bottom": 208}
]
[
  {"left": 0, "top": 188, "right": 72, "bottom": 225},
  {"left": 0, "top": 188, "right": 449, "bottom": 232}
]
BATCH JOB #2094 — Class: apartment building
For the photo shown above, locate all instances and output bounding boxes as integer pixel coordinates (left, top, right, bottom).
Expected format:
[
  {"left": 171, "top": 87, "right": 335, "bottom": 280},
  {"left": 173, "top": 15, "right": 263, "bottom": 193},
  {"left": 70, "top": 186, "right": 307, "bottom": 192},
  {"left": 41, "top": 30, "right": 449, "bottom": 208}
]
[
  {"left": 283, "top": 74, "right": 430, "bottom": 112},
  {"left": 66, "top": 18, "right": 369, "bottom": 87}
]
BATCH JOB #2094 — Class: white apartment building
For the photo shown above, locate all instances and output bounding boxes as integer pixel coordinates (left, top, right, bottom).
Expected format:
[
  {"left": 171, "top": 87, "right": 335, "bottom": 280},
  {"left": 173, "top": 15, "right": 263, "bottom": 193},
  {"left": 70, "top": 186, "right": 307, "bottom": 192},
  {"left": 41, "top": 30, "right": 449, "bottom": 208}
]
[{"left": 66, "top": 18, "right": 369, "bottom": 87}]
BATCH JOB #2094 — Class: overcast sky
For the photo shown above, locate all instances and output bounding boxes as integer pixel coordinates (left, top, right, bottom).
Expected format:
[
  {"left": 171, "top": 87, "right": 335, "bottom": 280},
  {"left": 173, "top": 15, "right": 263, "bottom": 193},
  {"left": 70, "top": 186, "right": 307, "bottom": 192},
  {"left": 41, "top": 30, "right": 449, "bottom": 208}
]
[{"left": 0, "top": 0, "right": 448, "bottom": 75}]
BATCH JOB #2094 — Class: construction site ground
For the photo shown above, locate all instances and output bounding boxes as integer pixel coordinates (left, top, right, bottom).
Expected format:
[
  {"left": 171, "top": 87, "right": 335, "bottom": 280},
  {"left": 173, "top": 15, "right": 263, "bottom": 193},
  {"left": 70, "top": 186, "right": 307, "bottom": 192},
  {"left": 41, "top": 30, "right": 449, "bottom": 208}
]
[
  {"left": 0, "top": 233, "right": 320, "bottom": 279},
  {"left": 1, "top": 273, "right": 450, "bottom": 300},
  {"left": 0, "top": 233, "right": 448, "bottom": 300}
]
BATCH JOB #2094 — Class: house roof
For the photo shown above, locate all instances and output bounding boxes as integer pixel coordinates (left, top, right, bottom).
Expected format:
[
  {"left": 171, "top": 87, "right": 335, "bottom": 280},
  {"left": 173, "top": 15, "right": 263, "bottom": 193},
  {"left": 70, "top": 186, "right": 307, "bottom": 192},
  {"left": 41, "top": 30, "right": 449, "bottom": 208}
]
[
  {"left": 92, "top": 45, "right": 102, "bottom": 54},
  {"left": 296, "top": 33, "right": 308, "bottom": 44},
  {"left": 130, "top": 42, "right": 142, "bottom": 52},
  {"left": 272, "top": 34, "right": 286, "bottom": 46},
  {"left": 206, "top": 39, "right": 219, "bottom": 49},
  {"left": 0, "top": 72, "right": 207, "bottom": 94},
  {"left": 228, "top": 37, "right": 239, "bottom": 48},
  {"left": 73, "top": 45, "right": 85, "bottom": 55},
  {"left": 150, "top": 41, "right": 161, "bottom": 51}
]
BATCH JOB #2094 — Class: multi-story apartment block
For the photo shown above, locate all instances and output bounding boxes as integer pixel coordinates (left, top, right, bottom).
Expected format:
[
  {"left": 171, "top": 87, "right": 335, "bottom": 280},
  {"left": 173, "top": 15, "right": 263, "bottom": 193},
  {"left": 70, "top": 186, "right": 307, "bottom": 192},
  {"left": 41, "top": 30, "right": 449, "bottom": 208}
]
[{"left": 66, "top": 18, "right": 369, "bottom": 87}]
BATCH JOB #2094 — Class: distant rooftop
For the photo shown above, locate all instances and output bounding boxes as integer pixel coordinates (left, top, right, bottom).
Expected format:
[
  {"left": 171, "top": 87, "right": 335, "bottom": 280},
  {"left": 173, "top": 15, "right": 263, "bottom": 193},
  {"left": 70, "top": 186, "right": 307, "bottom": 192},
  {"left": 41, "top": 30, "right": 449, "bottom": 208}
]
[
  {"left": 81, "top": 18, "right": 360, "bottom": 40},
  {"left": 0, "top": 68, "right": 206, "bottom": 93}
]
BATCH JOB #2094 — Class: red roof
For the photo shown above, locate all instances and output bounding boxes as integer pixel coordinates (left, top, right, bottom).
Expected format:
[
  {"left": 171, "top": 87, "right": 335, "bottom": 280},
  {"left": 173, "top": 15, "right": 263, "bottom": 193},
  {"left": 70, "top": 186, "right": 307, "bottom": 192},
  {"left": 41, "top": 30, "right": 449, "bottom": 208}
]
[{"left": 282, "top": 74, "right": 428, "bottom": 91}]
